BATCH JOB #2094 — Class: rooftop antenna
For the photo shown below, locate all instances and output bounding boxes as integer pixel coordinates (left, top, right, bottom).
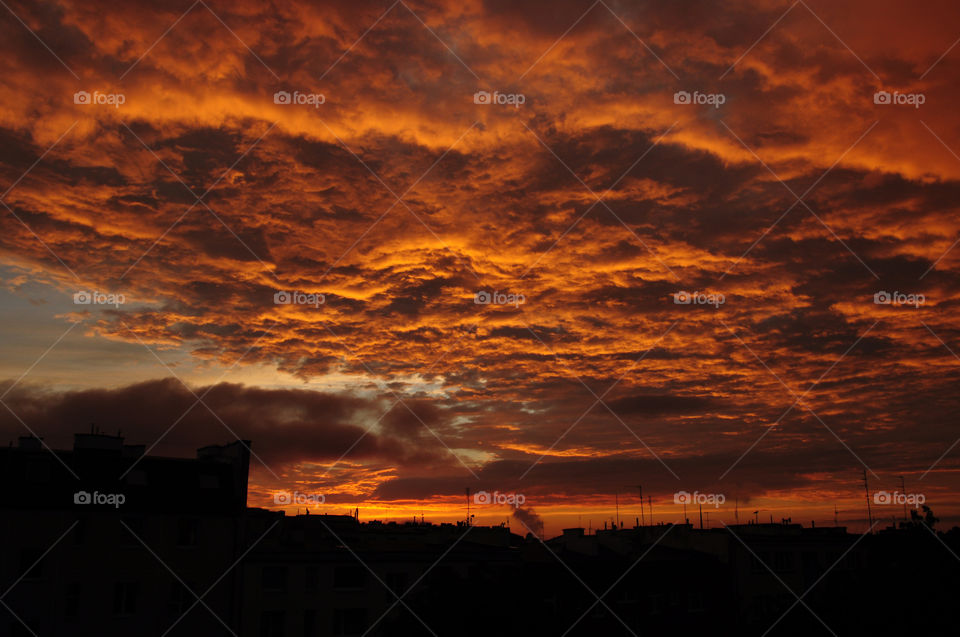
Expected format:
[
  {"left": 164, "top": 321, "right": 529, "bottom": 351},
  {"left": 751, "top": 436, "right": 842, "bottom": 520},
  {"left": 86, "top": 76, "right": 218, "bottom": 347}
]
[
  {"left": 699, "top": 503, "right": 704, "bottom": 529},
  {"left": 466, "top": 487, "right": 471, "bottom": 526},
  {"left": 648, "top": 496, "right": 653, "bottom": 526},
  {"left": 899, "top": 475, "right": 908, "bottom": 524},
  {"left": 862, "top": 469, "right": 874, "bottom": 533},
  {"left": 834, "top": 504, "right": 839, "bottom": 526},
  {"left": 753, "top": 510, "right": 759, "bottom": 524},
  {"left": 637, "top": 485, "right": 644, "bottom": 526}
]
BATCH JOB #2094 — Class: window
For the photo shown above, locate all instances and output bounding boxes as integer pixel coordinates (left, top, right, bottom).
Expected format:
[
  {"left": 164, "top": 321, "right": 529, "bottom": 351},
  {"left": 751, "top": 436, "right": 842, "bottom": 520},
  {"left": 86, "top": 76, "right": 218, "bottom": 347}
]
[
  {"left": 842, "top": 550, "right": 860, "bottom": 570},
  {"left": 687, "top": 590, "right": 705, "bottom": 612},
  {"left": 756, "top": 594, "right": 773, "bottom": 616},
  {"left": 199, "top": 474, "right": 220, "bottom": 489},
  {"left": 25, "top": 458, "right": 51, "bottom": 483},
  {"left": 121, "top": 517, "right": 145, "bottom": 546},
  {"left": 333, "top": 566, "right": 365, "bottom": 591},
  {"left": 168, "top": 581, "right": 193, "bottom": 616},
  {"left": 303, "top": 610, "right": 316, "bottom": 637},
  {"left": 73, "top": 518, "right": 86, "bottom": 546},
  {"left": 64, "top": 582, "right": 80, "bottom": 618},
  {"left": 648, "top": 593, "right": 665, "bottom": 615},
  {"left": 9, "top": 617, "right": 38, "bottom": 636},
  {"left": 262, "top": 566, "right": 288, "bottom": 592},
  {"left": 19, "top": 548, "right": 43, "bottom": 580},
  {"left": 177, "top": 518, "right": 199, "bottom": 546},
  {"left": 751, "top": 551, "right": 770, "bottom": 574},
  {"left": 305, "top": 565, "right": 319, "bottom": 592},
  {"left": 332, "top": 609, "right": 365, "bottom": 636},
  {"left": 669, "top": 590, "right": 681, "bottom": 608},
  {"left": 114, "top": 582, "right": 138, "bottom": 616},
  {"left": 260, "top": 610, "right": 285, "bottom": 637},
  {"left": 385, "top": 572, "right": 407, "bottom": 596},
  {"left": 773, "top": 551, "right": 794, "bottom": 573}
]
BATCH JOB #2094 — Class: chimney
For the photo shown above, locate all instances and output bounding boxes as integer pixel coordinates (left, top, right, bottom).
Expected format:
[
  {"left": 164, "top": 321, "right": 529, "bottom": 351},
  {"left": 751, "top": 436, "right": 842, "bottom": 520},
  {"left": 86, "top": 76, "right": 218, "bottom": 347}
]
[
  {"left": 197, "top": 440, "right": 252, "bottom": 509},
  {"left": 18, "top": 436, "right": 43, "bottom": 450},
  {"left": 74, "top": 432, "right": 123, "bottom": 453},
  {"left": 122, "top": 444, "right": 145, "bottom": 458}
]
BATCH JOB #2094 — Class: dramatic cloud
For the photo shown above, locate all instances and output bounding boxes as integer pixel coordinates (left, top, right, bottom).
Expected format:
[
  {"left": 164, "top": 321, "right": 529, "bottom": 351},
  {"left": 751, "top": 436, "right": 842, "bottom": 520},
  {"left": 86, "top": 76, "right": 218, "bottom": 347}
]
[{"left": 2, "top": 0, "right": 960, "bottom": 530}]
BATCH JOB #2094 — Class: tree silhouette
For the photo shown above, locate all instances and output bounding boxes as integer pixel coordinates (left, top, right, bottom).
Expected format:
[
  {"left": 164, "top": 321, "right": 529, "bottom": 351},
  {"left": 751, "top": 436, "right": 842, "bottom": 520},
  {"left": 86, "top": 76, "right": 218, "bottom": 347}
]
[{"left": 907, "top": 505, "right": 939, "bottom": 529}]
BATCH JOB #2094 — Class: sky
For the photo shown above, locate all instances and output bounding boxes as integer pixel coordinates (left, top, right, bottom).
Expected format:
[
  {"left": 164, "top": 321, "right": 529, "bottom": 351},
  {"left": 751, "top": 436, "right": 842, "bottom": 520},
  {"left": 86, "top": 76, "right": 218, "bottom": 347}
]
[{"left": 2, "top": 0, "right": 960, "bottom": 536}]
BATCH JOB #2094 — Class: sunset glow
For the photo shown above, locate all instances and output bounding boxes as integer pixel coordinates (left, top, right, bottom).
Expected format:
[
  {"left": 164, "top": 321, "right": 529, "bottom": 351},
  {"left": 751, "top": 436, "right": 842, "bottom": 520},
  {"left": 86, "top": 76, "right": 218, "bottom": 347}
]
[{"left": 3, "top": 0, "right": 960, "bottom": 538}]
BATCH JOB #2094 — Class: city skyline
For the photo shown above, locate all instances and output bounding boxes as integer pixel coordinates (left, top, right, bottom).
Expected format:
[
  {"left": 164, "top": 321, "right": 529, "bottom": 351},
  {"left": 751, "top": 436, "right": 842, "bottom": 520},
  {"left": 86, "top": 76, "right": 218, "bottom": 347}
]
[{"left": 3, "top": 428, "right": 956, "bottom": 635}]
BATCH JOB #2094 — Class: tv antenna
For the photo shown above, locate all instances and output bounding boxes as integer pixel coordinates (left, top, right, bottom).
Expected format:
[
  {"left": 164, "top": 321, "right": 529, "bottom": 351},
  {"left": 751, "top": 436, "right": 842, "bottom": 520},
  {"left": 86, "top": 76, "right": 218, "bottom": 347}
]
[{"left": 629, "top": 485, "right": 644, "bottom": 526}]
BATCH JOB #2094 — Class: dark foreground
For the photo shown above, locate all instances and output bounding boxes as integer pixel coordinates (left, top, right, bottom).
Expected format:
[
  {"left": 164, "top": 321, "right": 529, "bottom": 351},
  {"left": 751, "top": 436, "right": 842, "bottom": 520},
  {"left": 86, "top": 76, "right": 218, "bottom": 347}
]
[{"left": 3, "top": 434, "right": 958, "bottom": 636}]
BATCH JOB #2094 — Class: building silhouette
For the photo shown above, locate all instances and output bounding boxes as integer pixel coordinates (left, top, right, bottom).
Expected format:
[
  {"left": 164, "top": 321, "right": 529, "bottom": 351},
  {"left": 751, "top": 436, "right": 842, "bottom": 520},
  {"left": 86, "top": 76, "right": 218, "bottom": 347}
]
[
  {"left": 1, "top": 432, "right": 249, "bottom": 636},
  {"left": 2, "top": 433, "right": 959, "bottom": 636}
]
